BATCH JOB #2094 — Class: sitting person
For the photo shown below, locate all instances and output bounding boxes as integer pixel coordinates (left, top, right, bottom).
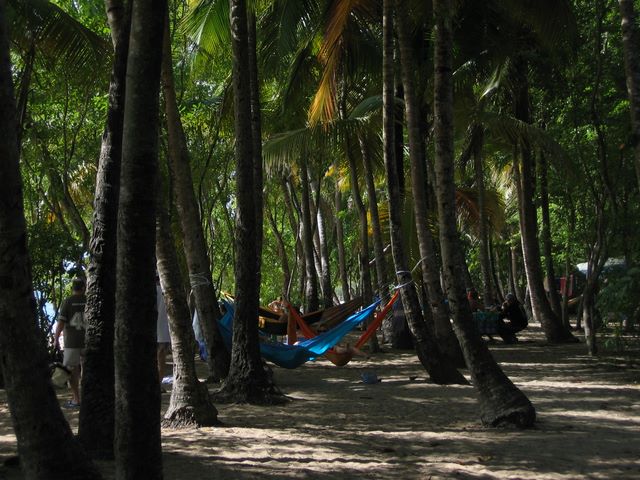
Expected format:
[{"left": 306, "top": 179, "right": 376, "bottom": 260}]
[
  {"left": 497, "top": 293, "right": 528, "bottom": 343},
  {"left": 334, "top": 342, "right": 369, "bottom": 358}
]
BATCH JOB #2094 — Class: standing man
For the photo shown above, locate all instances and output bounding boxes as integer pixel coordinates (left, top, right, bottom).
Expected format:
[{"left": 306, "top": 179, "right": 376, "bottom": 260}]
[{"left": 54, "top": 277, "right": 87, "bottom": 408}]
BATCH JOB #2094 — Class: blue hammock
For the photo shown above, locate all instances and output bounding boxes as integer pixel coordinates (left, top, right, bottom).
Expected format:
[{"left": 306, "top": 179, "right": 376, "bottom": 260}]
[{"left": 218, "top": 299, "right": 380, "bottom": 369}]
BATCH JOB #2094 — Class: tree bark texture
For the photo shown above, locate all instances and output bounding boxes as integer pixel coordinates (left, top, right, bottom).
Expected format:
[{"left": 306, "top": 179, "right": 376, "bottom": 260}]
[
  {"left": 433, "top": 0, "right": 535, "bottom": 426},
  {"left": 79, "top": 0, "right": 130, "bottom": 459},
  {"left": 299, "top": 158, "right": 319, "bottom": 312},
  {"left": 383, "top": 0, "right": 465, "bottom": 384},
  {"left": 220, "top": 0, "right": 282, "bottom": 404},
  {"left": 161, "top": 14, "right": 230, "bottom": 381},
  {"left": 114, "top": 0, "right": 166, "bottom": 477},
  {"left": 156, "top": 186, "right": 218, "bottom": 427},
  {"left": 311, "top": 180, "right": 333, "bottom": 308},
  {"left": 334, "top": 181, "right": 351, "bottom": 302},
  {"left": 618, "top": 0, "right": 640, "bottom": 193},
  {"left": 0, "top": 4, "right": 101, "bottom": 477},
  {"left": 395, "top": 0, "right": 464, "bottom": 367}
]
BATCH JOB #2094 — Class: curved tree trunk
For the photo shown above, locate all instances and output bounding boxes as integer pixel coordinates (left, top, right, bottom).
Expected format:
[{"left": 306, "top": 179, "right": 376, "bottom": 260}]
[
  {"left": 513, "top": 58, "right": 574, "bottom": 343},
  {"left": 218, "top": 0, "right": 283, "bottom": 404},
  {"left": 114, "top": 0, "right": 166, "bottom": 477},
  {"left": 383, "top": 0, "right": 465, "bottom": 384},
  {"left": 156, "top": 183, "right": 218, "bottom": 427},
  {"left": 266, "top": 207, "right": 291, "bottom": 298},
  {"left": 0, "top": 6, "right": 101, "bottom": 477},
  {"left": 618, "top": 0, "right": 640, "bottom": 192},
  {"left": 161, "top": 15, "right": 229, "bottom": 381},
  {"left": 432, "top": 0, "right": 535, "bottom": 426},
  {"left": 79, "top": 0, "right": 129, "bottom": 459},
  {"left": 395, "top": 0, "right": 464, "bottom": 367}
]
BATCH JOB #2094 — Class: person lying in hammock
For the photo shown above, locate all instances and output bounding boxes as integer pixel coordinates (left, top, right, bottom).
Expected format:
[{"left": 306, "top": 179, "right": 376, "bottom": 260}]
[{"left": 333, "top": 342, "right": 369, "bottom": 358}]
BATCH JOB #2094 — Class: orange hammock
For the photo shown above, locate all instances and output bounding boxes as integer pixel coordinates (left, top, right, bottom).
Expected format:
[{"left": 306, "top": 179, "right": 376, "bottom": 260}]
[{"left": 285, "top": 291, "right": 400, "bottom": 366}]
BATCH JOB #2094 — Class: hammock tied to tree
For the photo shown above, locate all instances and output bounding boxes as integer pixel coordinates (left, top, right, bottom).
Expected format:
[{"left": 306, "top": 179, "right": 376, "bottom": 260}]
[{"left": 218, "top": 292, "right": 398, "bottom": 369}]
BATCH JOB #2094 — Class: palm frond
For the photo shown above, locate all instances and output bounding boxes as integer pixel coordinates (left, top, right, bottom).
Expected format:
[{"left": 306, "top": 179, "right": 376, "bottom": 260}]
[
  {"left": 10, "top": 0, "right": 109, "bottom": 77},
  {"left": 180, "top": 0, "right": 230, "bottom": 58}
]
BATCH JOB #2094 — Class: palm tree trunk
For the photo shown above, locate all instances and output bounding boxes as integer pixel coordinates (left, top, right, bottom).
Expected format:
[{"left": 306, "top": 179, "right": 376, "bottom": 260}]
[
  {"left": 618, "top": 0, "right": 640, "bottom": 192},
  {"left": 161, "top": 14, "right": 229, "bottom": 381},
  {"left": 0, "top": 5, "right": 101, "bottom": 477},
  {"left": 300, "top": 157, "right": 319, "bottom": 312},
  {"left": 266, "top": 207, "right": 291, "bottom": 298},
  {"left": 472, "top": 127, "right": 495, "bottom": 307},
  {"left": 247, "top": 10, "right": 264, "bottom": 293},
  {"left": 513, "top": 58, "right": 574, "bottom": 343},
  {"left": 334, "top": 180, "right": 351, "bottom": 301},
  {"left": 78, "top": 0, "right": 129, "bottom": 459},
  {"left": 114, "top": 0, "right": 166, "bottom": 476},
  {"left": 538, "top": 151, "right": 562, "bottom": 317},
  {"left": 219, "top": 0, "right": 282, "bottom": 404},
  {"left": 395, "top": 0, "right": 464, "bottom": 367},
  {"left": 432, "top": 0, "right": 535, "bottom": 426},
  {"left": 384, "top": 0, "right": 465, "bottom": 384},
  {"left": 311, "top": 179, "right": 333, "bottom": 308},
  {"left": 156, "top": 183, "right": 218, "bottom": 427}
]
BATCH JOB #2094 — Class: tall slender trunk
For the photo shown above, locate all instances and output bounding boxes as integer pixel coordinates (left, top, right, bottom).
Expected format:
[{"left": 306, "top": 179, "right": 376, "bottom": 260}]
[
  {"left": 219, "top": 0, "right": 281, "bottom": 404},
  {"left": 513, "top": 58, "right": 574, "bottom": 343},
  {"left": 432, "top": 0, "right": 535, "bottom": 426},
  {"left": 79, "top": 0, "right": 129, "bottom": 459},
  {"left": 395, "top": 0, "right": 463, "bottom": 367},
  {"left": 347, "top": 141, "right": 379, "bottom": 352},
  {"left": 247, "top": 11, "right": 263, "bottom": 295},
  {"left": 311, "top": 180, "right": 333, "bottom": 308},
  {"left": 334, "top": 179, "right": 351, "bottom": 301},
  {"left": 161, "top": 14, "right": 229, "bottom": 381},
  {"left": 0, "top": 4, "right": 101, "bottom": 477},
  {"left": 618, "top": 0, "right": 640, "bottom": 192},
  {"left": 156, "top": 183, "right": 218, "bottom": 427},
  {"left": 471, "top": 126, "right": 495, "bottom": 307},
  {"left": 383, "top": 0, "right": 465, "bottom": 384},
  {"left": 266, "top": 207, "right": 291, "bottom": 297},
  {"left": 300, "top": 158, "right": 319, "bottom": 312},
  {"left": 538, "top": 152, "right": 562, "bottom": 317},
  {"left": 114, "top": 0, "right": 166, "bottom": 477}
]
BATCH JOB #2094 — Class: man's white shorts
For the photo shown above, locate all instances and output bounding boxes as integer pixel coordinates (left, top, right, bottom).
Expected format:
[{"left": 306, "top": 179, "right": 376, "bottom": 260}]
[{"left": 63, "top": 348, "right": 84, "bottom": 369}]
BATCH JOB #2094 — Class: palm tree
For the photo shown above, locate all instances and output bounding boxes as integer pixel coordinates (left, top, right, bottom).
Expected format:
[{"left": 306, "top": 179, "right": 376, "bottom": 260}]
[
  {"left": 383, "top": 0, "right": 466, "bottom": 385},
  {"left": 114, "top": 0, "right": 166, "bottom": 476},
  {"left": 79, "top": 0, "right": 130, "bottom": 459},
  {"left": 618, "top": 0, "right": 640, "bottom": 193},
  {"left": 156, "top": 178, "right": 218, "bottom": 427},
  {"left": 161, "top": 7, "right": 230, "bottom": 382},
  {"left": 395, "top": 0, "right": 464, "bottom": 366},
  {"left": 432, "top": 0, "right": 535, "bottom": 427},
  {"left": 217, "top": 0, "right": 283, "bottom": 404},
  {"left": 0, "top": 3, "right": 101, "bottom": 476}
]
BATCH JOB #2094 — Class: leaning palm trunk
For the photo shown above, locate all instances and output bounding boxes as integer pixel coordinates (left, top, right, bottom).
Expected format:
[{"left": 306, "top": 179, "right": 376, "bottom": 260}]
[
  {"left": 383, "top": 0, "right": 465, "bottom": 384},
  {"left": 395, "top": 0, "right": 464, "bottom": 367},
  {"left": 512, "top": 59, "right": 574, "bottom": 343},
  {"left": 79, "top": 0, "right": 129, "bottom": 459},
  {"left": 618, "top": 0, "right": 640, "bottom": 192},
  {"left": 0, "top": 6, "right": 101, "bottom": 477},
  {"left": 334, "top": 180, "right": 351, "bottom": 301},
  {"left": 161, "top": 15, "right": 229, "bottom": 381},
  {"left": 156, "top": 184, "right": 218, "bottom": 427},
  {"left": 311, "top": 180, "right": 333, "bottom": 308},
  {"left": 432, "top": 0, "right": 535, "bottom": 426},
  {"left": 114, "top": 0, "right": 166, "bottom": 476}
]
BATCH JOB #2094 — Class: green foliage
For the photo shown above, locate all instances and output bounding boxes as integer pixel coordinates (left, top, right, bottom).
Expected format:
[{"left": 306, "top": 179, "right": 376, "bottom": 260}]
[{"left": 597, "top": 267, "right": 640, "bottom": 349}]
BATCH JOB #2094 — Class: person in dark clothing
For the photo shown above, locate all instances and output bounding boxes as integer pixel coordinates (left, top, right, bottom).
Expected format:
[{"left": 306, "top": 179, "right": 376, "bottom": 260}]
[{"left": 497, "top": 293, "right": 528, "bottom": 344}]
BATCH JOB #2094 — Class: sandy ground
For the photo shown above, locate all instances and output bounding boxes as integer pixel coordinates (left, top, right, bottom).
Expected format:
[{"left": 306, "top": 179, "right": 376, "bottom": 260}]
[{"left": 1, "top": 322, "right": 639, "bottom": 479}]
